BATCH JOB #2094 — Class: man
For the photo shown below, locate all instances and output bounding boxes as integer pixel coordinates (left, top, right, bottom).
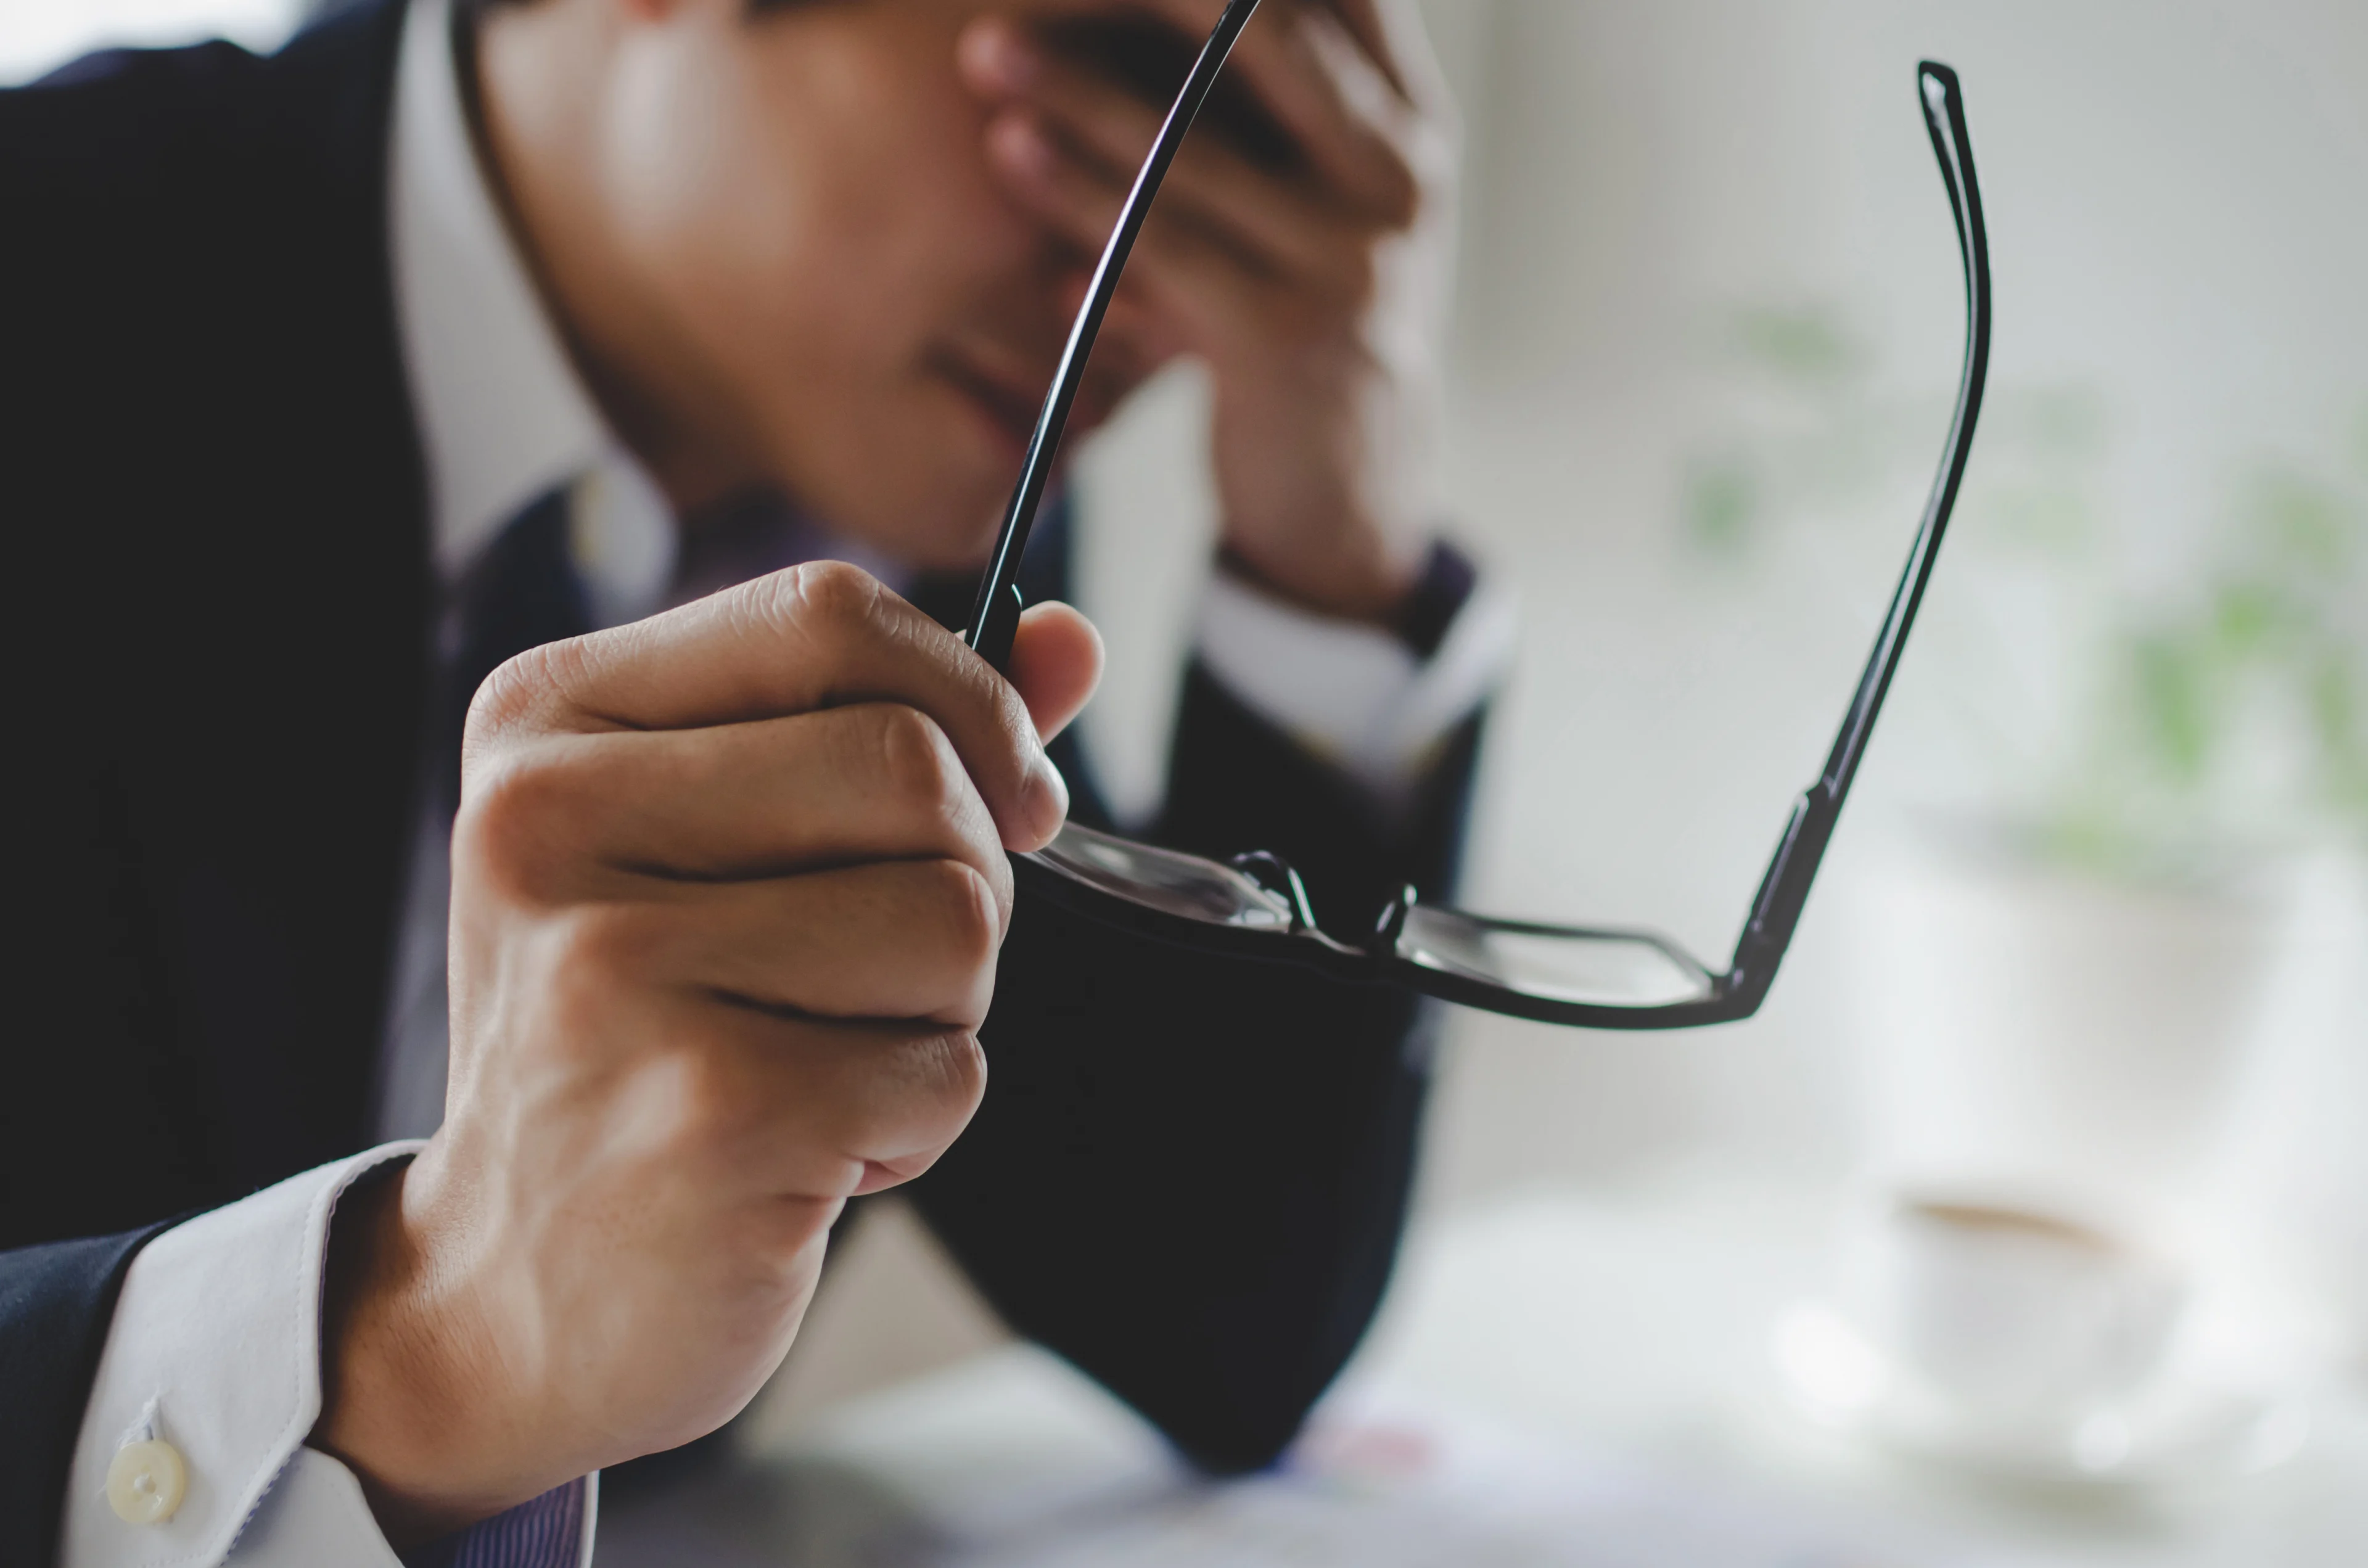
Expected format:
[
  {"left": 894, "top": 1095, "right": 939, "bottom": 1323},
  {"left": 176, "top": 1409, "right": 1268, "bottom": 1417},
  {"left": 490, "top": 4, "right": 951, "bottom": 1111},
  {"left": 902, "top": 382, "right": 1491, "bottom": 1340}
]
[{"left": 0, "top": 0, "right": 1502, "bottom": 1558}]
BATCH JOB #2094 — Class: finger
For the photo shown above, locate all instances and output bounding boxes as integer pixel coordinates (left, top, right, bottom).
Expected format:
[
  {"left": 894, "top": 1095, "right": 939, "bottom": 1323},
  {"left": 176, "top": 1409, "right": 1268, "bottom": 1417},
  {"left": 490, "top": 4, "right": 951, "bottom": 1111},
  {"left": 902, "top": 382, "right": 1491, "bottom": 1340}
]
[
  {"left": 966, "top": 27, "right": 1379, "bottom": 291},
  {"left": 1343, "top": 0, "right": 1460, "bottom": 115},
  {"left": 646, "top": 1005, "right": 986, "bottom": 1204},
  {"left": 988, "top": 107, "right": 1365, "bottom": 367},
  {"left": 1252, "top": 6, "right": 1430, "bottom": 225},
  {"left": 985, "top": 107, "right": 1291, "bottom": 325},
  {"left": 1119, "top": 0, "right": 1426, "bottom": 227},
  {"left": 1008, "top": 602, "right": 1103, "bottom": 742},
  {"left": 462, "top": 702, "right": 1010, "bottom": 912},
  {"left": 471, "top": 562, "right": 1067, "bottom": 852},
  {"left": 1310, "top": 0, "right": 1433, "bottom": 104},
  {"left": 1083, "top": 274, "right": 1192, "bottom": 370},
  {"left": 591, "top": 856, "right": 1006, "bottom": 1026},
  {"left": 1307, "top": 0, "right": 1397, "bottom": 96}
]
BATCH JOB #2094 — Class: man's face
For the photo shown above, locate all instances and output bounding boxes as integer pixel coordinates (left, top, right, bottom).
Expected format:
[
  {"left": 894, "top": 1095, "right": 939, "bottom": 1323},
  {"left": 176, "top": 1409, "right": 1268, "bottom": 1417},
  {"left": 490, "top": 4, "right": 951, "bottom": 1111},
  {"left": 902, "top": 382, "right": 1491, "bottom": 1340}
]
[{"left": 584, "top": 0, "right": 1163, "bottom": 568}]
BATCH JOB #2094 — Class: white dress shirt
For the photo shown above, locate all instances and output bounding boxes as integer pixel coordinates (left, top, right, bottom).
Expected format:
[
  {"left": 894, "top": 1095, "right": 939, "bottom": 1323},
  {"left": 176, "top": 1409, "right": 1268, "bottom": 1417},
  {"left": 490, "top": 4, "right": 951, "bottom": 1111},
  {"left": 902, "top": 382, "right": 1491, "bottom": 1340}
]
[
  {"left": 65, "top": 0, "right": 1504, "bottom": 1560},
  {"left": 64, "top": 4, "right": 605, "bottom": 1561}
]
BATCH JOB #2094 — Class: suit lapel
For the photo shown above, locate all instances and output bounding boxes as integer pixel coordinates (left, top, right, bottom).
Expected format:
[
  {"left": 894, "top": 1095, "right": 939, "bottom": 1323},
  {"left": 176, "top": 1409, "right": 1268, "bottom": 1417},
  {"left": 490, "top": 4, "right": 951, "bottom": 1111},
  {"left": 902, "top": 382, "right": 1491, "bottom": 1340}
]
[{"left": 121, "top": 0, "right": 432, "bottom": 1197}]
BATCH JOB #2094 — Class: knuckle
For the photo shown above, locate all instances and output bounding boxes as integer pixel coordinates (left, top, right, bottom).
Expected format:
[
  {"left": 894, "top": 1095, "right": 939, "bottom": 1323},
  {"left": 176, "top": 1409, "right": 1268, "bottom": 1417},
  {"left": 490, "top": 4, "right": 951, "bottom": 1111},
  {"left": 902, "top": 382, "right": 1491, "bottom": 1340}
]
[
  {"left": 868, "top": 704, "right": 966, "bottom": 827},
  {"left": 466, "top": 638, "right": 582, "bottom": 745},
  {"left": 776, "top": 558, "right": 884, "bottom": 643},
  {"left": 921, "top": 858, "right": 1003, "bottom": 973},
  {"left": 1406, "top": 129, "right": 1456, "bottom": 205},
  {"left": 671, "top": 1038, "right": 771, "bottom": 1148},
  {"left": 525, "top": 905, "right": 653, "bottom": 1060},
  {"left": 917, "top": 1027, "right": 988, "bottom": 1125},
  {"left": 1339, "top": 245, "right": 1380, "bottom": 313},
  {"left": 455, "top": 741, "right": 582, "bottom": 900},
  {"left": 982, "top": 847, "right": 1016, "bottom": 930},
  {"left": 553, "top": 903, "right": 660, "bottom": 996},
  {"left": 1391, "top": 158, "right": 1427, "bottom": 227},
  {"left": 1373, "top": 166, "right": 1421, "bottom": 232},
  {"left": 856, "top": 1028, "right": 988, "bottom": 1172},
  {"left": 1349, "top": 128, "right": 1429, "bottom": 233}
]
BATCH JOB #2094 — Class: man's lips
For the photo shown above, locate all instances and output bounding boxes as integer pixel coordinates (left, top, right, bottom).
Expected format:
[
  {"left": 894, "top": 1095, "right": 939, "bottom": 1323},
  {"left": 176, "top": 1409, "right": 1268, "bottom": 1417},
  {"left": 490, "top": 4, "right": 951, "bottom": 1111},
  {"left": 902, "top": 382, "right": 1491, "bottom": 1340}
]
[{"left": 930, "top": 345, "right": 1112, "bottom": 456}]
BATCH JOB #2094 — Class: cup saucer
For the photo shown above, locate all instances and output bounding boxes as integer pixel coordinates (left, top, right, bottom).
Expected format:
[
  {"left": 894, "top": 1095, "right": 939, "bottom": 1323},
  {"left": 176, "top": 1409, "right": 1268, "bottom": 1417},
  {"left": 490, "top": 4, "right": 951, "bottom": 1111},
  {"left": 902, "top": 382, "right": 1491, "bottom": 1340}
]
[{"left": 1770, "top": 1299, "right": 2312, "bottom": 1487}]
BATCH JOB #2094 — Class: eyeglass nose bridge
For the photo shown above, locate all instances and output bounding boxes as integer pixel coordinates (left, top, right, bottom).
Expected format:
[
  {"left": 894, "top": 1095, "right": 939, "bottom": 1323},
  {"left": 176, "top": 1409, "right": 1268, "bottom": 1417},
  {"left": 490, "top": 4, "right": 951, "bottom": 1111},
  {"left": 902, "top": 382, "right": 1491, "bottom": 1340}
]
[{"left": 1227, "top": 850, "right": 1318, "bottom": 934}]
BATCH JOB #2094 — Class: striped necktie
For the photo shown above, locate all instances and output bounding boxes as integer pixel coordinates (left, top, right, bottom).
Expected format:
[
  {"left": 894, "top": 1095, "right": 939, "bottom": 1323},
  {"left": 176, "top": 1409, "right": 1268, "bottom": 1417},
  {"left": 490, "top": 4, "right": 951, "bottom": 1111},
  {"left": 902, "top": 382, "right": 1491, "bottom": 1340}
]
[{"left": 435, "top": 485, "right": 591, "bottom": 817}]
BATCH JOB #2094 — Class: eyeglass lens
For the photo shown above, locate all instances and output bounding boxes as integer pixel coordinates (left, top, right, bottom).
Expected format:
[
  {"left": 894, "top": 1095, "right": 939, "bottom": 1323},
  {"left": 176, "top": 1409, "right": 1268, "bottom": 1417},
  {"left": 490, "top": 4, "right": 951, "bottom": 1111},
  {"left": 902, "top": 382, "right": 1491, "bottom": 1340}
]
[
  {"left": 1392, "top": 906, "right": 1719, "bottom": 1009},
  {"left": 1031, "top": 823, "right": 1720, "bottom": 1010},
  {"left": 1032, "top": 823, "right": 1301, "bottom": 930}
]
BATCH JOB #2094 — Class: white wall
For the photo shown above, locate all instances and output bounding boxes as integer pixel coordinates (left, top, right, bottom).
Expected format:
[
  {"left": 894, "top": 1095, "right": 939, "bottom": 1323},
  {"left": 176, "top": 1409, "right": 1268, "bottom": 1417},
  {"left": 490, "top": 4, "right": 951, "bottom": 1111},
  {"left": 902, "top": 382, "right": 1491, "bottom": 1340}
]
[{"left": 1078, "top": 0, "right": 2368, "bottom": 1209}]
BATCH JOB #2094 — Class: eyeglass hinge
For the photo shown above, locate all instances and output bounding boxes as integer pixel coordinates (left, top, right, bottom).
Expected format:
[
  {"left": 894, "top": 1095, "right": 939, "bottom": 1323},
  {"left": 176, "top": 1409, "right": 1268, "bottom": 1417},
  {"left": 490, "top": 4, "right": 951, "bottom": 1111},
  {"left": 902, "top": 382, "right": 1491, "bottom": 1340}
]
[
  {"left": 1228, "top": 850, "right": 1319, "bottom": 934},
  {"left": 1371, "top": 884, "right": 1417, "bottom": 954}
]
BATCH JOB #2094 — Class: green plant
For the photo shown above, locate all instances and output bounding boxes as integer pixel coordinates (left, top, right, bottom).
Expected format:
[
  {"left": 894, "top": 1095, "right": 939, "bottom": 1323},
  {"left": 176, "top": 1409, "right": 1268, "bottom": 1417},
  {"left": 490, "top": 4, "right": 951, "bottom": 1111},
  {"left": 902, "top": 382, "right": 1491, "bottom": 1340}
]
[
  {"left": 1683, "top": 303, "right": 2108, "bottom": 565},
  {"left": 1684, "top": 297, "right": 2368, "bottom": 872},
  {"left": 2056, "top": 456, "right": 2368, "bottom": 868}
]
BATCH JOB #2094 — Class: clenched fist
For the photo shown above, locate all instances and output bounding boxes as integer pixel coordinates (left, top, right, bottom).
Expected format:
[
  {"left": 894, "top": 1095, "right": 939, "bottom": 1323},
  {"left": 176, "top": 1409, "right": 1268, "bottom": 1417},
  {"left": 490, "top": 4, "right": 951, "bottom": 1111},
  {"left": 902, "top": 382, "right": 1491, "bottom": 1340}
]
[{"left": 313, "top": 562, "right": 1101, "bottom": 1543}]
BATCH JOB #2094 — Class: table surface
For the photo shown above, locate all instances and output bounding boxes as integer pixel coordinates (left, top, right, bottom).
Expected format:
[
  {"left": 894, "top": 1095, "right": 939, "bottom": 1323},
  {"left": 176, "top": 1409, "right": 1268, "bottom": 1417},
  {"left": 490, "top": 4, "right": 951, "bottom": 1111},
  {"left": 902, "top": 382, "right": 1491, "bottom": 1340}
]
[{"left": 596, "top": 1184, "right": 2368, "bottom": 1566}]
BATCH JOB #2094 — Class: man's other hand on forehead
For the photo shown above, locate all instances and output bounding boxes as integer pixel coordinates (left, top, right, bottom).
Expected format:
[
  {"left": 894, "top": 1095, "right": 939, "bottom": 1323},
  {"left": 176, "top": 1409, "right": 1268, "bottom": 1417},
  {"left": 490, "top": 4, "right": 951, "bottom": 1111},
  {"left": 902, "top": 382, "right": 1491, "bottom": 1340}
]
[{"left": 474, "top": 0, "right": 1457, "bottom": 620}]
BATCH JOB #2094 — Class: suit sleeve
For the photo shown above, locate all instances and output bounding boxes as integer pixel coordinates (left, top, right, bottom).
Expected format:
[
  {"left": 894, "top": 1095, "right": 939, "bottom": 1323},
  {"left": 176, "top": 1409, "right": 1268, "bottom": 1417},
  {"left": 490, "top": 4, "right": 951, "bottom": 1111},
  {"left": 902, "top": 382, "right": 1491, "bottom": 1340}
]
[
  {"left": 0, "top": 1228, "right": 174, "bottom": 1567},
  {"left": 46, "top": 1144, "right": 598, "bottom": 1568},
  {"left": 904, "top": 655, "right": 1486, "bottom": 1476}
]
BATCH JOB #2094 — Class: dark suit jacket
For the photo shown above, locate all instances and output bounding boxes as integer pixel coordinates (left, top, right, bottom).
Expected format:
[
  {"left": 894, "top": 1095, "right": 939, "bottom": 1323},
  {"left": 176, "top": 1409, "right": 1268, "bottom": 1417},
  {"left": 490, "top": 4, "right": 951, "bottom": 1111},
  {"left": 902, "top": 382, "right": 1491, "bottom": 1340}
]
[{"left": 0, "top": 4, "right": 1480, "bottom": 1559}]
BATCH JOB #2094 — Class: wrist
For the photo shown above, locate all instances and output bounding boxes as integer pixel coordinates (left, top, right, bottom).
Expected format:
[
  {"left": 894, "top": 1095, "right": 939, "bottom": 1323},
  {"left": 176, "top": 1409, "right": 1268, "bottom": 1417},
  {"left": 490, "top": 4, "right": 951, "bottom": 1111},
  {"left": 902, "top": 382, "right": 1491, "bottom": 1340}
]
[
  {"left": 1216, "top": 536, "right": 1473, "bottom": 654},
  {"left": 1214, "top": 537, "right": 1421, "bottom": 630},
  {"left": 312, "top": 1157, "right": 516, "bottom": 1547}
]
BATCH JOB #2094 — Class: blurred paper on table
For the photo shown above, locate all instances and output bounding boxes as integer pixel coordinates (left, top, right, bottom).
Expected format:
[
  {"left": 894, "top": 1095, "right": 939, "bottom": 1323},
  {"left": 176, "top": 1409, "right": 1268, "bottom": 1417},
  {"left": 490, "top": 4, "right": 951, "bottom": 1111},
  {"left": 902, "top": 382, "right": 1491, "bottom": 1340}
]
[
  {"left": 957, "top": 1395, "right": 1962, "bottom": 1568},
  {"left": 599, "top": 1348, "right": 1973, "bottom": 1568}
]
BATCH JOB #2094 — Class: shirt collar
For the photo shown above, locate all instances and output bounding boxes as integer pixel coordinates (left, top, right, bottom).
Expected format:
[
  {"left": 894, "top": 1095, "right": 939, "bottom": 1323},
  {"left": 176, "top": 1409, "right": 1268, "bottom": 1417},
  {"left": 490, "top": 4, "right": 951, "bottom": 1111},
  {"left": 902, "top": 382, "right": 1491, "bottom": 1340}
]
[{"left": 390, "top": 0, "right": 669, "bottom": 605}]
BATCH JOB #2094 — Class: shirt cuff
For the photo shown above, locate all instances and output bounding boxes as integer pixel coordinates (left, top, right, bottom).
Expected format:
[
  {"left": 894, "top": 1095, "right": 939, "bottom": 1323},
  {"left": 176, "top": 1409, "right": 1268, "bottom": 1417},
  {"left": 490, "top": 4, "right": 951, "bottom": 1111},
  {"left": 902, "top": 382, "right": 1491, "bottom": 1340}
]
[
  {"left": 1193, "top": 553, "right": 1515, "bottom": 790},
  {"left": 402, "top": 1476, "right": 594, "bottom": 1568},
  {"left": 56, "top": 1143, "right": 594, "bottom": 1567}
]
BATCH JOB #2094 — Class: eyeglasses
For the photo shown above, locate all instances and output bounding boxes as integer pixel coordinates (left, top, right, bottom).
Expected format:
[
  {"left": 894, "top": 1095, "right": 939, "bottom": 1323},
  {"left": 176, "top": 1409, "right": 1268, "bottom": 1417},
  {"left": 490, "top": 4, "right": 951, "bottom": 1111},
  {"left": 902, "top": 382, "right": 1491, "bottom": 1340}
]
[{"left": 964, "top": 3, "right": 1992, "bottom": 1030}]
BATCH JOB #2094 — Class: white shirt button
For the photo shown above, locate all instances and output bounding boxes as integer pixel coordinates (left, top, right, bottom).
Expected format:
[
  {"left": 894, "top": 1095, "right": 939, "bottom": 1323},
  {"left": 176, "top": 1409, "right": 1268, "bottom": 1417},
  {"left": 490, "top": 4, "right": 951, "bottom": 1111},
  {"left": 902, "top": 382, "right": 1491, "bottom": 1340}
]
[{"left": 105, "top": 1438, "right": 188, "bottom": 1525}]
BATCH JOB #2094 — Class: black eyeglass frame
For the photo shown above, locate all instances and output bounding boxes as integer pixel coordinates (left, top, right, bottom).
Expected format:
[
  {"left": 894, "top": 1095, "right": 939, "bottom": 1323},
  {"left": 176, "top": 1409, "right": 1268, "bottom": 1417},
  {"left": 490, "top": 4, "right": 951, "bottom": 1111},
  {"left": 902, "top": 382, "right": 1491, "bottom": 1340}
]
[{"left": 963, "top": 5, "right": 1992, "bottom": 1031}]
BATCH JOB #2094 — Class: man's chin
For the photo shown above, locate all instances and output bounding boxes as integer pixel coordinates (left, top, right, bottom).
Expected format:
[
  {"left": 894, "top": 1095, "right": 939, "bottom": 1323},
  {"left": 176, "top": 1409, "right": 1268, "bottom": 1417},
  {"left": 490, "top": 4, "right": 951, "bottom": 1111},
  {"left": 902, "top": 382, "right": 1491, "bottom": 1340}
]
[
  {"left": 864, "top": 466, "right": 1075, "bottom": 577},
  {"left": 780, "top": 418, "right": 1080, "bottom": 577},
  {"left": 821, "top": 490, "right": 1008, "bottom": 578}
]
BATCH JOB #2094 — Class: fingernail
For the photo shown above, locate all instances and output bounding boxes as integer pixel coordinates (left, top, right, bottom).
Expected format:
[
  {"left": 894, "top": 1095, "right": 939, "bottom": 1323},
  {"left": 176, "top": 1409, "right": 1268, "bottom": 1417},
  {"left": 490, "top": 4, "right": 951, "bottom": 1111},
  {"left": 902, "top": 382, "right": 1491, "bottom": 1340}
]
[
  {"left": 990, "top": 115, "right": 1054, "bottom": 178},
  {"left": 1027, "top": 750, "right": 1070, "bottom": 840},
  {"left": 961, "top": 22, "right": 1035, "bottom": 92}
]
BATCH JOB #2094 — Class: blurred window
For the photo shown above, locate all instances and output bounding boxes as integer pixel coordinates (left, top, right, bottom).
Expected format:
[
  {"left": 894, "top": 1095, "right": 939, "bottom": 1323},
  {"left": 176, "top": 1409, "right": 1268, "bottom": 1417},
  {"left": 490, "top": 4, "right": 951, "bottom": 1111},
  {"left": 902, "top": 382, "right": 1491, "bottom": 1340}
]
[{"left": 0, "top": 0, "right": 305, "bottom": 86}]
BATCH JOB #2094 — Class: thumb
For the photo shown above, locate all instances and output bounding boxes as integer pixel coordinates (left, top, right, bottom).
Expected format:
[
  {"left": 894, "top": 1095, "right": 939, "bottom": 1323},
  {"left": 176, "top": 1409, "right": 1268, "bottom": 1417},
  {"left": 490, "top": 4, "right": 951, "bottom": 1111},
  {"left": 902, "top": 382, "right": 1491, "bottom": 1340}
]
[{"left": 1007, "top": 601, "right": 1103, "bottom": 743}]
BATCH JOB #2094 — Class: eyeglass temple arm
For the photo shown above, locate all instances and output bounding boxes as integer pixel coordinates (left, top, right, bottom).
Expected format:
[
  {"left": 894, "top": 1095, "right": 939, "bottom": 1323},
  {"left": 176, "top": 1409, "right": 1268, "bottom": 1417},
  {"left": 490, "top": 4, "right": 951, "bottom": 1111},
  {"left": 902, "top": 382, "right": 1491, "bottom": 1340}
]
[
  {"left": 964, "top": 0, "right": 1265, "bottom": 671},
  {"left": 1725, "top": 62, "right": 1992, "bottom": 1001}
]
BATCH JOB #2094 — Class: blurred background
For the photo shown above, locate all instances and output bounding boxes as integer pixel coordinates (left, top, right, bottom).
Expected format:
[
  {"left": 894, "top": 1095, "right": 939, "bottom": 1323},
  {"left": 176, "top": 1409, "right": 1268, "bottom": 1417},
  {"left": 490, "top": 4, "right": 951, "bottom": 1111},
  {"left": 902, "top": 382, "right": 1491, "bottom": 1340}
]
[
  {"left": 1076, "top": 5, "right": 2368, "bottom": 1448},
  {"left": 1084, "top": 0, "right": 2368, "bottom": 1329},
  {"left": 14, "top": 0, "right": 2366, "bottom": 1558}
]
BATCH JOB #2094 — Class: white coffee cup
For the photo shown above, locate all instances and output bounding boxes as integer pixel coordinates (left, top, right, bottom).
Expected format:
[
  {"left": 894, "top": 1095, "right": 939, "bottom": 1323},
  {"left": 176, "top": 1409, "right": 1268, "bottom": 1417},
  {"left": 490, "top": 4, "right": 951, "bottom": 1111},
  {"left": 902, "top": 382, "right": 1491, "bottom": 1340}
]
[{"left": 1841, "top": 1192, "right": 2189, "bottom": 1434}]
